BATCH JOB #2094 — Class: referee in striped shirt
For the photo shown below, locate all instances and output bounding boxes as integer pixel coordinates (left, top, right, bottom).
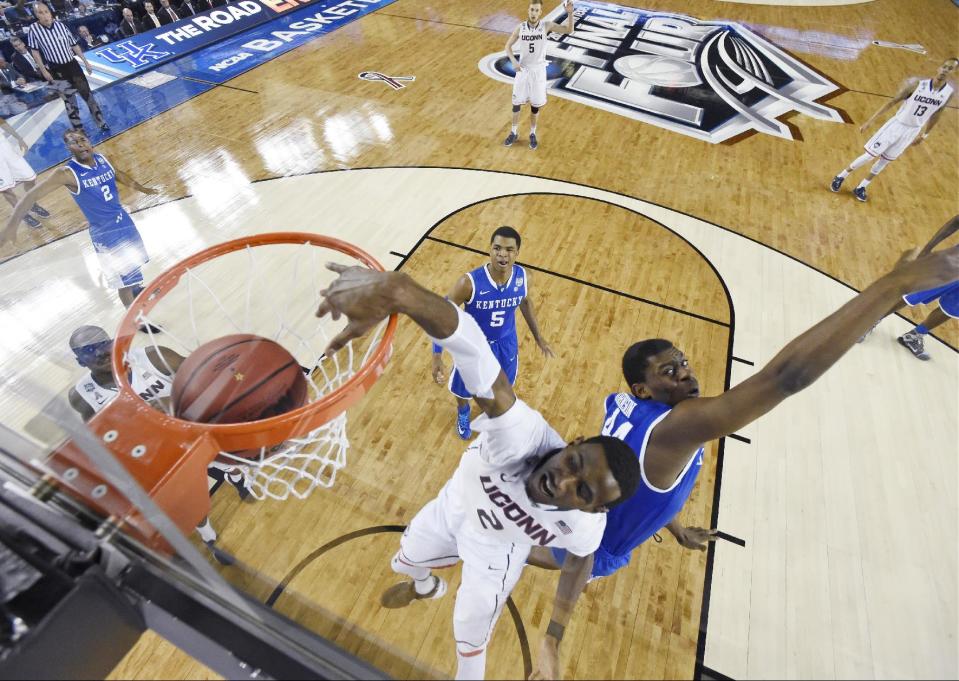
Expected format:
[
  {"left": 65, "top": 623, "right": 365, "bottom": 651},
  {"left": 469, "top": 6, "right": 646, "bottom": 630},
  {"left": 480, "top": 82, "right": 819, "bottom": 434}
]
[{"left": 27, "top": 2, "right": 108, "bottom": 132}]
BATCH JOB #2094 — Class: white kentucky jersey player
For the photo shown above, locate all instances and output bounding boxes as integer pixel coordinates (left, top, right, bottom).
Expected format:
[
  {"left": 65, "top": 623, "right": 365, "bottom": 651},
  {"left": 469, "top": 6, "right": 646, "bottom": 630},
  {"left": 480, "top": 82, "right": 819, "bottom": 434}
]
[
  {"left": 866, "top": 79, "right": 954, "bottom": 160},
  {"left": 512, "top": 20, "right": 549, "bottom": 108},
  {"left": 74, "top": 348, "right": 173, "bottom": 413}
]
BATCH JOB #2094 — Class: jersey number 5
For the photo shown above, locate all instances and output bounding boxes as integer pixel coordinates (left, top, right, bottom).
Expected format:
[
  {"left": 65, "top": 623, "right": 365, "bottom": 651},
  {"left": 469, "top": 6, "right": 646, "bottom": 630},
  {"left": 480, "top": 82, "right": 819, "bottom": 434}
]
[
  {"left": 490, "top": 310, "right": 505, "bottom": 327},
  {"left": 529, "top": 43, "right": 534, "bottom": 54},
  {"left": 101, "top": 185, "right": 113, "bottom": 201}
]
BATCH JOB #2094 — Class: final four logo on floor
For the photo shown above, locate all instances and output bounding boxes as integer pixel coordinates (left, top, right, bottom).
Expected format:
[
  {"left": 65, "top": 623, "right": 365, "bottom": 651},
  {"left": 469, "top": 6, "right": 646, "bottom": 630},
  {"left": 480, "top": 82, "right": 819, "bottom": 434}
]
[{"left": 478, "top": 2, "right": 843, "bottom": 143}]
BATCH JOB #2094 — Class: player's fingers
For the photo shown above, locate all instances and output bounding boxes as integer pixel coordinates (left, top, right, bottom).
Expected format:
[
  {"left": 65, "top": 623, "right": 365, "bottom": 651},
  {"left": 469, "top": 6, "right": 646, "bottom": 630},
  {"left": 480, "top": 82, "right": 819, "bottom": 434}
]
[
  {"left": 324, "top": 325, "right": 361, "bottom": 356},
  {"left": 315, "top": 299, "right": 331, "bottom": 318},
  {"left": 325, "top": 261, "right": 349, "bottom": 274}
]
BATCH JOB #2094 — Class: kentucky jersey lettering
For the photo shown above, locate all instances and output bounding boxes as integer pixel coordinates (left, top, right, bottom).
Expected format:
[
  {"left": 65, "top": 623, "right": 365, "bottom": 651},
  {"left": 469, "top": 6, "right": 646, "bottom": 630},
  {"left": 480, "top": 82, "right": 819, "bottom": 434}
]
[
  {"left": 595, "top": 392, "right": 704, "bottom": 573},
  {"left": 464, "top": 264, "right": 527, "bottom": 342},
  {"left": 66, "top": 153, "right": 126, "bottom": 228}
]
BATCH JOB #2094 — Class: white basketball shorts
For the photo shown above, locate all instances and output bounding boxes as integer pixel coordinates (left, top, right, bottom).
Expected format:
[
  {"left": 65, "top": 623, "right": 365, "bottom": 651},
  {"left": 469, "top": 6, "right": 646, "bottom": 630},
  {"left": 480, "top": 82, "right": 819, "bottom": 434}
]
[
  {"left": 864, "top": 118, "right": 921, "bottom": 160},
  {"left": 396, "top": 481, "right": 529, "bottom": 655},
  {"left": 511, "top": 65, "right": 548, "bottom": 108},
  {"left": 0, "top": 136, "right": 36, "bottom": 192}
]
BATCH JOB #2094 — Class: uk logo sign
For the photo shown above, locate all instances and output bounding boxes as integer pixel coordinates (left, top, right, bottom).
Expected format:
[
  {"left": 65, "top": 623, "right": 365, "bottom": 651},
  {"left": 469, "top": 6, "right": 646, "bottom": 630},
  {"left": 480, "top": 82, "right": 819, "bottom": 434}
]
[
  {"left": 96, "top": 41, "right": 172, "bottom": 68},
  {"left": 479, "top": 2, "right": 844, "bottom": 143}
]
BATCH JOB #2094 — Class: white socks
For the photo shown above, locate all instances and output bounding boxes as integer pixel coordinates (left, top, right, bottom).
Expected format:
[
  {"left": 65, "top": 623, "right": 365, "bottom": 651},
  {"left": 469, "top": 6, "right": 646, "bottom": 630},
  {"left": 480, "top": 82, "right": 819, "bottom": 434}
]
[{"left": 196, "top": 517, "right": 216, "bottom": 543}]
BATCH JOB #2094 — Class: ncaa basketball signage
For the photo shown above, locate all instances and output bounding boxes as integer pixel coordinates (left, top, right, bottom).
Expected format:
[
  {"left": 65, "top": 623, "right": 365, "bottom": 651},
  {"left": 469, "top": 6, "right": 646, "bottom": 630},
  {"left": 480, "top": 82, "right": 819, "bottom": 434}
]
[
  {"left": 479, "top": 2, "right": 844, "bottom": 143},
  {"left": 86, "top": 0, "right": 388, "bottom": 77}
]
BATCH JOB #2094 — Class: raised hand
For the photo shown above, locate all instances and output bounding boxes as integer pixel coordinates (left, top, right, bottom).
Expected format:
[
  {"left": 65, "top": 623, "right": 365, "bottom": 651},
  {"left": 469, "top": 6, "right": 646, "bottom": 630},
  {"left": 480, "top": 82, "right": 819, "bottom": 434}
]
[
  {"left": 315, "top": 262, "right": 402, "bottom": 355},
  {"left": 673, "top": 526, "right": 718, "bottom": 551},
  {"left": 888, "top": 243, "right": 959, "bottom": 294}
]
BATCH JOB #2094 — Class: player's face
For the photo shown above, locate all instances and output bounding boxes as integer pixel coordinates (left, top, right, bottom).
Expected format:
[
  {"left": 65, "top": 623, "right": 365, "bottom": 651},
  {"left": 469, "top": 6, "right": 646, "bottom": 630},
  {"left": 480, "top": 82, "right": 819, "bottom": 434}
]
[
  {"left": 526, "top": 439, "right": 622, "bottom": 512},
  {"left": 634, "top": 346, "right": 700, "bottom": 405},
  {"left": 527, "top": 1, "right": 542, "bottom": 24},
  {"left": 489, "top": 236, "right": 519, "bottom": 275},
  {"left": 937, "top": 60, "right": 958, "bottom": 80},
  {"left": 73, "top": 339, "right": 113, "bottom": 372},
  {"left": 65, "top": 132, "right": 94, "bottom": 162}
]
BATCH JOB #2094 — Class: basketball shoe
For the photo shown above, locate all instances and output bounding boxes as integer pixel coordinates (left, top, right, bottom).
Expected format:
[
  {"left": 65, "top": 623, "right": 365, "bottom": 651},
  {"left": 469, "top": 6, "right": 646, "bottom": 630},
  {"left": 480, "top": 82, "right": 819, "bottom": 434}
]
[
  {"left": 456, "top": 404, "right": 471, "bottom": 440},
  {"left": 380, "top": 575, "right": 447, "bottom": 608},
  {"left": 529, "top": 132, "right": 538, "bottom": 150},
  {"left": 30, "top": 204, "right": 50, "bottom": 218},
  {"left": 504, "top": 131, "right": 517, "bottom": 147},
  {"left": 897, "top": 331, "right": 930, "bottom": 360},
  {"left": 854, "top": 186, "right": 867, "bottom": 202},
  {"left": 830, "top": 175, "right": 844, "bottom": 192}
]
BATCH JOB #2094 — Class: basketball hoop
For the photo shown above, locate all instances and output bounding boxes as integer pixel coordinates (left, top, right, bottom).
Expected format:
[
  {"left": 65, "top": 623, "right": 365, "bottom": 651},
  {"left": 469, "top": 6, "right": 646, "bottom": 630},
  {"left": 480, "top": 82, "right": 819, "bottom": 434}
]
[{"left": 47, "top": 233, "right": 396, "bottom": 547}]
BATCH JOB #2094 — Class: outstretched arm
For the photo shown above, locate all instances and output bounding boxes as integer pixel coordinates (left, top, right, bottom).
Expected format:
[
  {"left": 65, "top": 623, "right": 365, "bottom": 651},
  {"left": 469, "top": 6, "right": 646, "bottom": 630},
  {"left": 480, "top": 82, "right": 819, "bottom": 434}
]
[
  {"left": 317, "top": 264, "right": 516, "bottom": 417},
  {"left": 530, "top": 552, "right": 593, "bottom": 680},
  {"left": 431, "top": 273, "right": 473, "bottom": 384},
  {"left": 518, "top": 272, "right": 553, "bottom": 358},
  {"left": 918, "top": 214, "right": 959, "bottom": 255},
  {"left": 114, "top": 167, "right": 158, "bottom": 195},
  {"left": 545, "top": 0, "right": 575, "bottom": 34},
  {"left": 1, "top": 166, "right": 75, "bottom": 245},
  {"left": 646, "top": 242, "right": 959, "bottom": 479}
]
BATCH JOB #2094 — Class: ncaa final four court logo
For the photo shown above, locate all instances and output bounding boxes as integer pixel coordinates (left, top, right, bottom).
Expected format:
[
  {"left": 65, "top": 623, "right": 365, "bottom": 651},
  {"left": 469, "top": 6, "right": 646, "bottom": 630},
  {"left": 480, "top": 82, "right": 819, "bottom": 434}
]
[{"left": 478, "top": 2, "right": 844, "bottom": 143}]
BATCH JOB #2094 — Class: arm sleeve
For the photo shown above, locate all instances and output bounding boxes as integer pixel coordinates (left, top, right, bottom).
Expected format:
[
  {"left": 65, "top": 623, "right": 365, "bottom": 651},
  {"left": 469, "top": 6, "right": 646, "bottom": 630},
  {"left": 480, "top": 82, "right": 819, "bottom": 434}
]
[{"left": 428, "top": 304, "right": 500, "bottom": 399}]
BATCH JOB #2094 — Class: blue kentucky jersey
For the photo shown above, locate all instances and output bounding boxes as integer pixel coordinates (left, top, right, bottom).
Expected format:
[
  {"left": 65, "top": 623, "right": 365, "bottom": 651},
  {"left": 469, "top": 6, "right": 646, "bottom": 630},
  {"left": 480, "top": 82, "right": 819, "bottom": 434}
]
[
  {"left": 599, "top": 392, "right": 704, "bottom": 558},
  {"left": 464, "top": 264, "right": 527, "bottom": 342},
  {"left": 66, "top": 154, "right": 128, "bottom": 231}
]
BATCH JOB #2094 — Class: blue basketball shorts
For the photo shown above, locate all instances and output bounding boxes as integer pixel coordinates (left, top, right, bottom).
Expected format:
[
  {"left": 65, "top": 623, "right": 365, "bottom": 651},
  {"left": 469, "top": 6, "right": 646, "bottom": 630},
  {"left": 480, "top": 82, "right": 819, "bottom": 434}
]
[
  {"left": 89, "top": 214, "right": 149, "bottom": 290},
  {"left": 903, "top": 280, "right": 959, "bottom": 319},
  {"left": 448, "top": 334, "right": 519, "bottom": 399}
]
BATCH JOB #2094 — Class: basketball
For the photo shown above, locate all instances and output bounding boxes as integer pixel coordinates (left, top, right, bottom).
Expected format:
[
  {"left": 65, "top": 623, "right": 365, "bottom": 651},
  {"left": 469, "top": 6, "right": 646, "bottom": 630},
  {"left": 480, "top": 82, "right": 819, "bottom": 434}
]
[{"left": 172, "top": 334, "right": 308, "bottom": 425}]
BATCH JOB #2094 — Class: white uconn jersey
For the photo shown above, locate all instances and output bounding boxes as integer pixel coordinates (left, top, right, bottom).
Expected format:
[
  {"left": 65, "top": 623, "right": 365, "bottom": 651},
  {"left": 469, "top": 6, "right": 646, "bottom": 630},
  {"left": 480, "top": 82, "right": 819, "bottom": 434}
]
[
  {"left": 446, "top": 400, "right": 605, "bottom": 556},
  {"left": 74, "top": 348, "right": 172, "bottom": 413},
  {"left": 894, "top": 79, "right": 954, "bottom": 127},
  {"left": 518, "top": 20, "right": 548, "bottom": 67}
]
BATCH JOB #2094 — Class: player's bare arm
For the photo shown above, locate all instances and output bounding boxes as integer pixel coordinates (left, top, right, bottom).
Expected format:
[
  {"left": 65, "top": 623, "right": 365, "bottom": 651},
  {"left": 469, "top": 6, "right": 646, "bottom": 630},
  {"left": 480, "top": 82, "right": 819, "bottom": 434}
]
[
  {"left": 1, "top": 166, "right": 75, "bottom": 245},
  {"left": 919, "top": 214, "right": 959, "bottom": 255},
  {"left": 545, "top": 0, "right": 575, "bottom": 34},
  {"left": 114, "top": 167, "right": 159, "bottom": 195},
  {"left": 431, "top": 274, "right": 473, "bottom": 384},
  {"left": 317, "top": 263, "right": 517, "bottom": 417},
  {"left": 518, "top": 272, "right": 554, "bottom": 357},
  {"left": 860, "top": 78, "right": 917, "bottom": 132},
  {"left": 0, "top": 118, "right": 27, "bottom": 154},
  {"left": 67, "top": 386, "right": 96, "bottom": 422},
  {"left": 914, "top": 95, "right": 952, "bottom": 145},
  {"left": 531, "top": 551, "right": 594, "bottom": 680},
  {"left": 643, "top": 242, "right": 959, "bottom": 488},
  {"left": 506, "top": 25, "right": 522, "bottom": 72}
]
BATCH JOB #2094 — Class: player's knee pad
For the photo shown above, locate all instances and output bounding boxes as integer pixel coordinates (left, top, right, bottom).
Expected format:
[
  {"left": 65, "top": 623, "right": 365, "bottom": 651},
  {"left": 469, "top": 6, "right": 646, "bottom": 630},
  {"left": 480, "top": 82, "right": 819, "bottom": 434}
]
[
  {"left": 512, "top": 104, "right": 521, "bottom": 113},
  {"left": 870, "top": 157, "right": 890, "bottom": 175},
  {"left": 530, "top": 106, "right": 540, "bottom": 114}
]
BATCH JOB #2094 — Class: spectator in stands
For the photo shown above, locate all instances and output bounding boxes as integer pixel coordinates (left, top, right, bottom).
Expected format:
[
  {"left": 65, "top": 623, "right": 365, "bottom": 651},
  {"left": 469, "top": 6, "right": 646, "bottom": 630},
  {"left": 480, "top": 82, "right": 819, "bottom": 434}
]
[
  {"left": 9, "top": 37, "right": 42, "bottom": 82},
  {"left": 118, "top": 6, "right": 137, "bottom": 36},
  {"left": 192, "top": 0, "right": 213, "bottom": 11},
  {"left": 156, "top": 0, "right": 177, "bottom": 24},
  {"left": 176, "top": 0, "right": 197, "bottom": 15},
  {"left": 138, "top": 0, "right": 160, "bottom": 30},
  {"left": 76, "top": 24, "right": 105, "bottom": 48},
  {"left": 0, "top": 59, "right": 26, "bottom": 116}
]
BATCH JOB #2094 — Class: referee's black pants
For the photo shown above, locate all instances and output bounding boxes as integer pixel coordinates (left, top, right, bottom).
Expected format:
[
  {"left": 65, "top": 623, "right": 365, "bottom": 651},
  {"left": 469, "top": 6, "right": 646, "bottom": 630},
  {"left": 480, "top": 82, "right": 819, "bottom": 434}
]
[{"left": 48, "top": 60, "right": 105, "bottom": 130}]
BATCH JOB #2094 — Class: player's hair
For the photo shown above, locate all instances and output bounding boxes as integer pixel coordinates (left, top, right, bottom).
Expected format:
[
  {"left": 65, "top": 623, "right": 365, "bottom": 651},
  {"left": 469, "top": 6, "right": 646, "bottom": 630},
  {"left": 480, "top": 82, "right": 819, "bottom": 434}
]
[
  {"left": 490, "top": 225, "right": 522, "bottom": 249},
  {"left": 945, "top": 57, "right": 959, "bottom": 66},
  {"left": 62, "top": 128, "right": 87, "bottom": 143},
  {"left": 622, "top": 339, "right": 674, "bottom": 387},
  {"left": 583, "top": 435, "right": 639, "bottom": 508},
  {"left": 69, "top": 325, "right": 110, "bottom": 350},
  {"left": 529, "top": 0, "right": 542, "bottom": 5}
]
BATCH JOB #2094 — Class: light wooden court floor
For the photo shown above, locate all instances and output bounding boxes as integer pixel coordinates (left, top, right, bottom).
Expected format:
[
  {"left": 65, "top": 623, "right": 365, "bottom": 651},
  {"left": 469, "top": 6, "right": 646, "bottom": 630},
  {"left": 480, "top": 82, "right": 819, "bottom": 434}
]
[{"left": 0, "top": 0, "right": 952, "bottom": 679}]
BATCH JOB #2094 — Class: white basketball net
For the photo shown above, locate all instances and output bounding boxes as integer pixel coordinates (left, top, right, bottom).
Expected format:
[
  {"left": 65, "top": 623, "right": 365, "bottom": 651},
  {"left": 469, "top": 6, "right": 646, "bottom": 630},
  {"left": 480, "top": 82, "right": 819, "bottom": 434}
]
[{"left": 124, "top": 240, "right": 389, "bottom": 501}]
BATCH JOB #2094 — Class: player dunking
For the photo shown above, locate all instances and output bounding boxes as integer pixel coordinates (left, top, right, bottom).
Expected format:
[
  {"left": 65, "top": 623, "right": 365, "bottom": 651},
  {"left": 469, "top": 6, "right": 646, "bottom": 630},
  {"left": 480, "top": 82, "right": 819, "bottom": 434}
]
[
  {"left": 316, "top": 264, "right": 639, "bottom": 681},
  {"left": 526, "top": 238, "right": 959, "bottom": 677},
  {"left": 830, "top": 57, "right": 956, "bottom": 202},
  {"left": 503, "top": 0, "right": 574, "bottom": 150},
  {"left": 431, "top": 226, "right": 552, "bottom": 439},
  {"left": 1, "top": 130, "right": 158, "bottom": 309}
]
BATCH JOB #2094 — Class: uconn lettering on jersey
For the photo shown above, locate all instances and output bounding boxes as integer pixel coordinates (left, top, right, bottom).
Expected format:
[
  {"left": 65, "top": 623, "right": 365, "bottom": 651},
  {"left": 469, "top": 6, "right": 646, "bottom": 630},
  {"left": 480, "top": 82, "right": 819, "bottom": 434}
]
[
  {"left": 478, "top": 475, "right": 557, "bottom": 546},
  {"left": 914, "top": 94, "right": 945, "bottom": 106},
  {"left": 522, "top": 33, "right": 543, "bottom": 42},
  {"left": 138, "top": 379, "right": 166, "bottom": 401},
  {"left": 473, "top": 296, "right": 523, "bottom": 310},
  {"left": 81, "top": 170, "right": 116, "bottom": 189}
]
